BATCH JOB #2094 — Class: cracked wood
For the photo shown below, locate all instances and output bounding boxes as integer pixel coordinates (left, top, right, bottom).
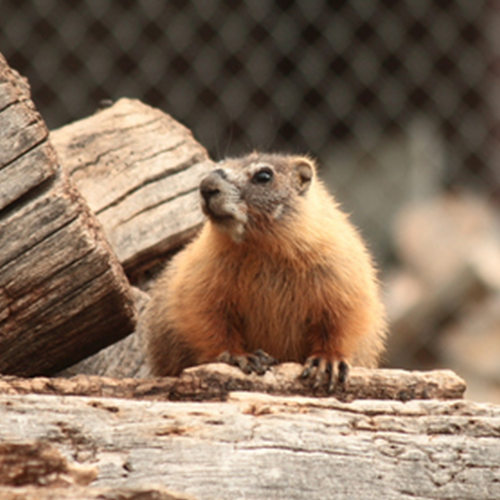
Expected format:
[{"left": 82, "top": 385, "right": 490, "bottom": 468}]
[
  {"left": 0, "top": 390, "right": 498, "bottom": 500},
  {"left": 0, "top": 364, "right": 466, "bottom": 402},
  {"left": 51, "top": 98, "right": 215, "bottom": 277},
  {"left": 0, "top": 53, "right": 136, "bottom": 376}
]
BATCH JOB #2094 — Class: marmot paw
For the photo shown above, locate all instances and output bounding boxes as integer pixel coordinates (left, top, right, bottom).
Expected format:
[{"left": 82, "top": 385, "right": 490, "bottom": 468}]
[
  {"left": 216, "top": 349, "right": 278, "bottom": 375},
  {"left": 300, "top": 356, "right": 349, "bottom": 393}
]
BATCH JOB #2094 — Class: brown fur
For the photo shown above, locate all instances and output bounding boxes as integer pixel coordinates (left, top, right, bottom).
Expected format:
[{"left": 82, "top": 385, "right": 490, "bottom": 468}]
[{"left": 145, "top": 152, "right": 387, "bottom": 376}]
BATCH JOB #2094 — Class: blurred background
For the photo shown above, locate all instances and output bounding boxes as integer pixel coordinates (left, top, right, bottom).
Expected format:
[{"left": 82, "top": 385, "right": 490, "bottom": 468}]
[{"left": 1, "top": 0, "right": 499, "bottom": 401}]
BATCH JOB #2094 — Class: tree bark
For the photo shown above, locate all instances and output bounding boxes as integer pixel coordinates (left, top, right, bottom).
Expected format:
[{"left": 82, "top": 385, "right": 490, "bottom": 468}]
[
  {"left": 0, "top": 364, "right": 466, "bottom": 402},
  {"left": 0, "top": 53, "right": 137, "bottom": 376}
]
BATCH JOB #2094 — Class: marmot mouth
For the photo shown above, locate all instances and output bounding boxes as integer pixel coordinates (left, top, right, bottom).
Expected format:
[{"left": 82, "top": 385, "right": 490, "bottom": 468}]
[
  {"left": 202, "top": 200, "right": 248, "bottom": 241},
  {"left": 202, "top": 202, "right": 237, "bottom": 223},
  {"left": 208, "top": 211, "right": 235, "bottom": 223}
]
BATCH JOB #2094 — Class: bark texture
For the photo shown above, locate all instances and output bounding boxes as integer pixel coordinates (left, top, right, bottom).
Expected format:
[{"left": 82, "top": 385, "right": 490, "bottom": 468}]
[
  {"left": 0, "top": 364, "right": 466, "bottom": 402},
  {"left": 0, "top": 53, "right": 137, "bottom": 376},
  {"left": 51, "top": 98, "right": 214, "bottom": 279}
]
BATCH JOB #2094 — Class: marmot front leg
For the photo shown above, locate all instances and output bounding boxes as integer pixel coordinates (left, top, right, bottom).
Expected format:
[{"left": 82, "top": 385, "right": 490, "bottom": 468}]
[
  {"left": 186, "top": 315, "right": 278, "bottom": 375},
  {"left": 300, "top": 320, "right": 351, "bottom": 392}
]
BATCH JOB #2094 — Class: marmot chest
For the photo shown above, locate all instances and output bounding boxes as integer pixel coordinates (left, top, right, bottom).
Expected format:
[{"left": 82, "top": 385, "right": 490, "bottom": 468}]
[{"left": 227, "top": 256, "right": 317, "bottom": 361}]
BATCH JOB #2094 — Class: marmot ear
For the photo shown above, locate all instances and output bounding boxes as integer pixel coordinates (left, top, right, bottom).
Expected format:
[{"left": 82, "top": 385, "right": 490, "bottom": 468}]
[{"left": 293, "top": 157, "right": 314, "bottom": 194}]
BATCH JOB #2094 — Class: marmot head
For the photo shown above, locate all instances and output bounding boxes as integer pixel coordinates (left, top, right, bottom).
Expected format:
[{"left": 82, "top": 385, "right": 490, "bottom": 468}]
[{"left": 199, "top": 152, "right": 315, "bottom": 241}]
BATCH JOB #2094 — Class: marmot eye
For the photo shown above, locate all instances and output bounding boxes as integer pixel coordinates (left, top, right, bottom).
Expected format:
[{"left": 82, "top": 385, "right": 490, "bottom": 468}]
[{"left": 252, "top": 168, "right": 273, "bottom": 184}]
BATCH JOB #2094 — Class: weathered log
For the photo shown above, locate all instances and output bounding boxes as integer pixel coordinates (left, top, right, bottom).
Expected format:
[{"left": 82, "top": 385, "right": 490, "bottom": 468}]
[
  {"left": 0, "top": 441, "right": 97, "bottom": 487},
  {"left": 0, "top": 364, "right": 466, "bottom": 402},
  {"left": 0, "top": 66, "right": 54, "bottom": 210},
  {"left": 1, "top": 390, "right": 499, "bottom": 500},
  {"left": 0, "top": 53, "right": 137, "bottom": 376},
  {"left": 58, "top": 287, "right": 150, "bottom": 379},
  {"left": 0, "top": 441, "right": 193, "bottom": 498},
  {"left": 0, "top": 486, "right": 196, "bottom": 500},
  {"left": 50, "top": 98, "right": 214, "bottom": 280}
]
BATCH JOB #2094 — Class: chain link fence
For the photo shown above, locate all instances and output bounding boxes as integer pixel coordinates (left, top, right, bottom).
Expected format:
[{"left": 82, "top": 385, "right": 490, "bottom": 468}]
[
  {"left": 1, "top": 0, "right": 499, "bottom": 386},
  {"left": 1, "top": 1, "right": 496, "bottom": 256}
]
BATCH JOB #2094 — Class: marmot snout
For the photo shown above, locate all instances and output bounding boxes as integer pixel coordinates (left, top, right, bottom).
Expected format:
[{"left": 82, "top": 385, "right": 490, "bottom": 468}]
[{"left": 199, "top": 168, "right": 249, "bottom": 241}]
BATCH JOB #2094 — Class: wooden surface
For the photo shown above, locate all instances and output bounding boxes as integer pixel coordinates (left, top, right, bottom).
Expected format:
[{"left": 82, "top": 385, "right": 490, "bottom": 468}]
[
  {"left": 0, "top": 487, "right": 196, "bottom": 500},
  {"left": 0, "top": 53, "right": 137, "bottom": 376},
  {"left": 0, "top": 441, "right": 194, "bottom": 498},
  {"left": 0, "top": 61, "right": 53, "bottom": 210},
  {"left": 0, "top": 441, "right": 97, "bottom": 487},
  {"left": 51, "top": 98, "right": 214, "bottom": 278},
  {"left": 1, "top": 388, "right": 499, "bottom": 500},
  {"left": 58, "top": 287, "right": 150, "bottom": 379},
  {"left": 0, "top": 364, "right": 466, "bottom": 402}
]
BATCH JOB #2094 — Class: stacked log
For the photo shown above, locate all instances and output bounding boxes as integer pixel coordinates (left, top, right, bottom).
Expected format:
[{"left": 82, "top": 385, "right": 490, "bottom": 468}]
[
  {"left": 0, "top": 54, "right": 136, "bottom": 376},
  {"left": 50, "top": 97, "right": 214, "bottom": 281}
]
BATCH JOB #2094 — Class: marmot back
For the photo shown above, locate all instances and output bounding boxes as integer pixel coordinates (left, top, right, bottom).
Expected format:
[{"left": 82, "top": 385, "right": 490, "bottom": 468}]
[{"left": 144, "top": 152, "right": 387, "bottom": 388}]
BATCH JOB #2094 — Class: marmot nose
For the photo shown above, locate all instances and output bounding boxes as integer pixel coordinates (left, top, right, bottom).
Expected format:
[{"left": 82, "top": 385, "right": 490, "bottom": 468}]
[
  {"left": 200, "top": 185, "right": 220, "bottom": 204},
  {"left": 200, "top": 169, "right": 225, "bottom": 204}
]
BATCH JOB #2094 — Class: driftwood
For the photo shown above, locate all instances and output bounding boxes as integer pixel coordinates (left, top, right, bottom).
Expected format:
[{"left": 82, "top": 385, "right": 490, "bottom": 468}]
[
  {"left": 51, "top": 98, "right": 214, "bottom": 280},
  {"left": 0, "top": 364, "right": 466, "bottom": 402},
  {"left": 1, "top": 384, "right": 500, "bottom": 500},
  {"left": 0, "top": 54, "right": 137, "bottom": 376}
]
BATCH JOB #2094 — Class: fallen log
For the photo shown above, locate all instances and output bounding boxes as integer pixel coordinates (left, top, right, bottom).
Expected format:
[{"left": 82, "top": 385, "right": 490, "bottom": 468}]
[
  {"left": 0, "top": 364, "right": 466, "bottom": 402},
  {"left": 0, "top": 53, "right": 137, "bottom": 376},
  {"left": 0, "top": 386, "right": 498, "bottom": 500}
]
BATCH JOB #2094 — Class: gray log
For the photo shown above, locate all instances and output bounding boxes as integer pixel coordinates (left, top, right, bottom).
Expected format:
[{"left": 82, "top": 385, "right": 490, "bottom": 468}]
[
  {"left": 0, "top": 53, "right": 136, "bottom": 376},
  {"left": 0, "top": 388, "right": 498, "bottom": 500},
  {"left": 51, "top": 98, "right": 215, "bottom": 279},
  {"left": 0, "top": 486, "right": 196, "bottom": 500},
  {"left": 0, "top": 441, "right": 195, "bottom": 498}
]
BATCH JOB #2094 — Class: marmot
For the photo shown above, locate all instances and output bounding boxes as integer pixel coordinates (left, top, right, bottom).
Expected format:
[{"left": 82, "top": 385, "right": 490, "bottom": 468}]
[{"left": 144, "top": 152, "right": 387, "bottom": 389}]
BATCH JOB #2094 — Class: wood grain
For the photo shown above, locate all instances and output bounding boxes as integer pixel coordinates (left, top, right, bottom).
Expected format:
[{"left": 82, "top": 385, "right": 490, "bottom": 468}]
[
  {"left": 58, "top": 287, "right": 151, "bottom": 379},
  {"left": 0, "top": 53, "right": 137, "bottom": 376},
  {"left": 51, "top": 98, "right": 215, "bottom": 278},
  {"left": 0, "top": 57, "right": 55, "bottom": 210},
  {"left": 0, "top": 387, "right": 498, "bottom": 500},
  {"left": 0, "top": 486, "right": 196, "bottom": 500}
]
